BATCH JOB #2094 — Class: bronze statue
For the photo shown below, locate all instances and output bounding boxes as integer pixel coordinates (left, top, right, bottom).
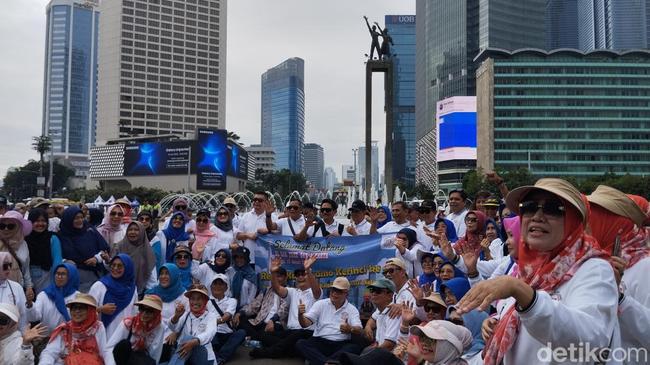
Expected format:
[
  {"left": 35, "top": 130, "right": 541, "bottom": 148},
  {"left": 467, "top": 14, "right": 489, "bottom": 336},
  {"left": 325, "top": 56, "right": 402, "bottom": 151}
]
[
  {"left": 364, "top": 16, "right": 381, "bottom": 60},
  {"left": 374, "top": 22, "right": 393, "bottom": 59}
]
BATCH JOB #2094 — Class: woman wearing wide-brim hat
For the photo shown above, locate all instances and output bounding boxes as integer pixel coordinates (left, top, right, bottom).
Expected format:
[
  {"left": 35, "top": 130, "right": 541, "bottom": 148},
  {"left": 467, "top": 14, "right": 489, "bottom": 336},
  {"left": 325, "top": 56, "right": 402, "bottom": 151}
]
[
  {"left": 0, "top": 210, "right": 34, "bottom": 299},
  {"left": 455, "top": 178, "right": 619, "bottom": 365},
  {"left": 106, "top": 294, "right": 165, "bottom": 365},
  {"left": 39, "top": 293, "right": 114, "bottom": 365}
]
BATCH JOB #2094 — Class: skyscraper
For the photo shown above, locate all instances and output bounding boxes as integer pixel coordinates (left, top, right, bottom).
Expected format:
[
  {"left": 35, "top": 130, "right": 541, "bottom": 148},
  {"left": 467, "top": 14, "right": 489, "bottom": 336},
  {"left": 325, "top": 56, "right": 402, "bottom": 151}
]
[
  {"left": 386, "top": 15, "right": 416, "bottom": 189},
  {"left": 96, "top": 0, "right": 227, "bottom": 143},
  {"left": 303, "top": 143, "right": 324, "bottom": 190},
  {"left": 324, "top": 167, "right": 336, "bottom": 192},
  {"left": 358, "top": 142, "right": 379, "bottom": 189},
  {"left": 42, "top": 0, "right": 100, "bottom": 177},
  {"left": 478, "top": 0, "right": 546, "bottom": 50},
  {"left": 261, "top": 57, "right": 305, "bottom": 173}
]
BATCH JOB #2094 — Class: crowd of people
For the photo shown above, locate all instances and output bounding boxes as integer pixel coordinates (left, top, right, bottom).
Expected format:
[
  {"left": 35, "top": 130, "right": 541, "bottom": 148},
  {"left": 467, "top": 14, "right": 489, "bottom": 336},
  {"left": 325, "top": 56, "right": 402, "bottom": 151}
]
[{"left": 0, "top": 174, "right": 648, "bottom": 365}]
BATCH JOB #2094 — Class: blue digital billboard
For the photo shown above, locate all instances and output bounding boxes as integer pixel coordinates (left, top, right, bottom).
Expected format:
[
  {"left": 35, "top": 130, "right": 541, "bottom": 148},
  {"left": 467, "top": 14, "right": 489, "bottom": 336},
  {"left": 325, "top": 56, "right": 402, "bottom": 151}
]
[
  {"left": 196, "top": 129, "right": 228, "bottom": 190},
  {"left": 438, "top": 112, "right": 477, "bottom": 150},
  {"left": 123, "top": 141, "right": 193, "bottom": 176}
]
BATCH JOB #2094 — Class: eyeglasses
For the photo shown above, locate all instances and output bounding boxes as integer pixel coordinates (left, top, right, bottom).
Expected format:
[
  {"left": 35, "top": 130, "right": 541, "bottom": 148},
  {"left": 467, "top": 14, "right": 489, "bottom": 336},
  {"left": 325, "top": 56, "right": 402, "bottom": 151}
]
[
  {"left": 215, "top": 253, "right": 227, "bottom": 259},
  {"left": 465, "top": 217, "right": 477, "bottom": 223},
  {"left": 111, "top": 263, "right": 124, "bottom": 269},
  {"left": 175, "top": 205, "right": 187, "bottom": 210},
  {"left": 252, "top": 198, "right": 265, "bottom": 203},
  {"left": 110, "top": 211, "right": 124, "bottom": 217},
  {"left": 225, "top": 204, "right": 236, "bottom": 209},
  {"left": 196, "top": 217, "right": 210, "bottom": 223},
  {"left": 519, "top": 200, "right": 565, "bottom": 217},
  {"left": 217, "top": 212, "right": 229, "bottom": 217},
  {"left": 382, "top": 267, "right": 401, "bottom": 276},
  {"left": 2, "top": 263, "right": 12, "bottom": 270},
  {"left": 138, "top": 217, "right": 151, "bottom": 222},
  {"left": 0, "top": 223, "right": 17, "bottom": 230},
  {"left": 55, "top": 271, "right": 68, "bottom": 277},
  {"left": 175, "top": 254, "right": 191, "bottom": 260},
  {"left": 69, "top": 304, "right": 87, "bottom": 312},
  {"left": 0, "top": 315, "right": 11, "bottom": 326},
  {"left": 320, "top": 208, "right": 333, "bottom": 213},
  {"left": 286, "top": 206, "right": 300, "bottom": 211},
  {"left": 424, "top": 304, "right": 442, "bottom": 313}
]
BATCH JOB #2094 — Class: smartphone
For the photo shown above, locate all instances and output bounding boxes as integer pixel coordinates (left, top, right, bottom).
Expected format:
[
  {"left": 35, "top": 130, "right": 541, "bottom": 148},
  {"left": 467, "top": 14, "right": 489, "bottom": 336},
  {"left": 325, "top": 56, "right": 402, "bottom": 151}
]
[{"left": 612, "top": 235, "right": 621, "bottom": 257}]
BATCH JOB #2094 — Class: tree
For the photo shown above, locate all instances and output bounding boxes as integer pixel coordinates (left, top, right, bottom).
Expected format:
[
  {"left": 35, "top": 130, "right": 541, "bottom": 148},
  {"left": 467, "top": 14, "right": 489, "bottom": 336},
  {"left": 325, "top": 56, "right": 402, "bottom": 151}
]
[
  {"left": 246, "top": 169, "right": 308, "bottom": 197},
  {"left": 226, "top": 131, "right": 240, "bottom": 141},
  {"left": 31, "top": 135, "right": 51, "bottom": 177},
  {"left": 403, "top": 183, "right": 436, "bottom": 200},
  {"left": 2, "top": 160, "right": 74, "bottom": 201}
]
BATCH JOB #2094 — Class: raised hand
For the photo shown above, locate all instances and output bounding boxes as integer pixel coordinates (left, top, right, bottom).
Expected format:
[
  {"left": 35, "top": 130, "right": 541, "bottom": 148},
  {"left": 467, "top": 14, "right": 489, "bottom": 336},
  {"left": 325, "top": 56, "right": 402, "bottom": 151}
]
[
  {"left": 303, "top": 254, "right": 317, "bottom": 271},
  {"left": 270, "top": 255, "right": 282, "bottom": 273},
  {"left": 174, "top": 302, "right": 185, "bottom": 317},
  {"left": 485, "top": 171, "right": 503, "bottom": 185},
  {"left": 401, "top": 301, "right": 416, "bottom": 325},
  {"left": 406, "top": 279, "right": 423, "bottom": 302},
  {"left": 462, "top": 251, "right": 479, "bottom": 274},
  {"left": 440, "top": 233, "right": 455, "bottom": 260},
  {"left": 264, "top": 200, "right": 275, "bottom": 215},
  {"left": 298, "top": 299, "right": 306, "bottom": 315},
  {"left": 393, "top": 237, "right": 407, "bottom": 254},
  {"left": 22, "top": 323, "right": 48, "bottom": 345},
  {"left": 368, "top": 207, "right": 380, "bottom": 223},
  {"left": 346, "top": 224, "right": 357, "bottom": 236}
]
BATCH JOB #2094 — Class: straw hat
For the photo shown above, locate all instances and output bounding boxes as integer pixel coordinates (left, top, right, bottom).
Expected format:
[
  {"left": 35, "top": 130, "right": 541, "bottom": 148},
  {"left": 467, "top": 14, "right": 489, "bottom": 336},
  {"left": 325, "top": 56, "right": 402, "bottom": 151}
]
[
  {"left": 587, "top": 185, "right": 646, "bottom": 227},
  {"left": 136, "top": 294, "right": 163, "bottom": 312},
  {"left": 66, "top": 293, "right": 98, "bottom": 308},
  {"left": 505, "top": 178, "right": 587, "bottom": 223},
  {"left": 184, "top": 284, "right": 210, "bottom": 300},
  {"left": 331, "top": 277, "right": 351, "bottom": 290},
  {"left": 422, "top": 292, "right": 447, "bottom": 309}
]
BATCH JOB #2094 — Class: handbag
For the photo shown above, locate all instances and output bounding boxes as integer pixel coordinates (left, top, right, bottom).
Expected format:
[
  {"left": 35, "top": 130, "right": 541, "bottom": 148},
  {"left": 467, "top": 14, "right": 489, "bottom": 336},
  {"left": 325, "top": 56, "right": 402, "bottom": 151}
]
[{"left": 112, "top": 326, "right": 156, "bottom": 365}]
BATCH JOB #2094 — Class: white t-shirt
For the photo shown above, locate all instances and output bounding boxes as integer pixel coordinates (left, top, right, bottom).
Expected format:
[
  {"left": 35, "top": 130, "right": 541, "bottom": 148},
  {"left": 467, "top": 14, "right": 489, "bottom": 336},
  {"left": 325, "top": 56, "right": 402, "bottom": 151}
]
[
  {"left": 377, "top": 221, "right": 413, "bottom": 234},
  {"left": 446, "top": 209, "right": 468, "bottom": 238},
  {"left": 237, "top": 210, "right": 277, "bottom": 264},
  {"left": 285, "top": 287, "right": 317, "bottom": 330},
  {"left": 304, "top": 299, "right": 362, "bottom": 341},
  {"left": 307, "top": 219, "right": 343, "bottom": 237},
  {"left": 207, "top": 295, "right": 238, "bottom": 334},
  {"left": 342, "top": 220, "right": 372, "bottom": 236},
  {"left": 372, "top": 306, "right": 401, "bottom": 345},
  {"left": 276, "top": 216, "right": 306, "bottom": 236}
]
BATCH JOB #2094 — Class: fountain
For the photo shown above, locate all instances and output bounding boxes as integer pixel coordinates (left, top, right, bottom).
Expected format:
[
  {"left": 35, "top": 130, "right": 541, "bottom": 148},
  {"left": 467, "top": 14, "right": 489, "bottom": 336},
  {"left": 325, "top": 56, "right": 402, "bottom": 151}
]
[{"left": 393, "top": 186, "right": 401, "bottom": 203}]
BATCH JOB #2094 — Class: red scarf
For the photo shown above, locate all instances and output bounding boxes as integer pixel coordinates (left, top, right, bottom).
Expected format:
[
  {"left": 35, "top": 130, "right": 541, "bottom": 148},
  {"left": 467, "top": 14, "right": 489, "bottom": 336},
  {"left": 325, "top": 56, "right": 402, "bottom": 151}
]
[
  {"left": 123, "top": 311, "right": 162, "bottom": 351},
  {"left": 482, "top": 204, "right": 606, "bottom": 365},
  {"left": 621, "top": 227, "right": 650, "bottom": 269},
  {"left": 49, "top": 308, "right": 101, "bottom": 356},
  {"left": 453, "top": 210, "right": 486, "bottom": 255}
]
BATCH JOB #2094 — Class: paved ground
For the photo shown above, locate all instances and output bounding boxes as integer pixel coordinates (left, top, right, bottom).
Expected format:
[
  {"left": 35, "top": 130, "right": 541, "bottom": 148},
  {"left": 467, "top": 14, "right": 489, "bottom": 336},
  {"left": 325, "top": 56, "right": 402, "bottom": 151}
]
[{"left": 228, "top": 346, "right": 304, "bottom": 364}]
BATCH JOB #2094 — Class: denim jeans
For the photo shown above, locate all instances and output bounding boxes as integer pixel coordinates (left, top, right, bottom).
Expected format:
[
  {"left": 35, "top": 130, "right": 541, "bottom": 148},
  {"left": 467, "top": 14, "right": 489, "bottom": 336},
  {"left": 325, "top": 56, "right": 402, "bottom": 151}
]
[
  {"left": 211, "top": 330, "right": 246, "bottom": 362},
  {"left": 167, "top": 332, "right": 213, "bottom": 365}
]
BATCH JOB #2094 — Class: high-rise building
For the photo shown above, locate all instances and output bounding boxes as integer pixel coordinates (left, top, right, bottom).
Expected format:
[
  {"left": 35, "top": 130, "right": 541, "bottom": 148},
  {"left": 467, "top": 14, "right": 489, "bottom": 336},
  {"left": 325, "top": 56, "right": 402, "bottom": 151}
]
[
  {"left": 303, "top": 143, "right": 324, "bottom": 190},
  {"left": 324, "top": 167, "right": 336, "bottom": 192},
  {"left": 358, "top": 142, "right": 379, "bottom": 189},
  {"left": 42, "top": 0, "right": 100, "bottom": 178},
  {"left": 96, "top": 0, "right": 227, "bottom": 143},
  {"left": 246, "top": 144, "right": 276, "bottom": 174},
  {"left": 476, "top": 48, "right": 650, "bottom": 179},
  {"left": 260, "top": 57, "right": 305, "bottom": 173},
  {"left": 609, "top": 0, "right": 650, "bottom": 50},
  {"left": 478, "top": 0, "right": 546, "bottom": 51},
  {"left": 386, "top": 15, "right": 416, "bottom": 188},
  {"left": 341, "top": 165, "right": 355, "bottom": 182}
]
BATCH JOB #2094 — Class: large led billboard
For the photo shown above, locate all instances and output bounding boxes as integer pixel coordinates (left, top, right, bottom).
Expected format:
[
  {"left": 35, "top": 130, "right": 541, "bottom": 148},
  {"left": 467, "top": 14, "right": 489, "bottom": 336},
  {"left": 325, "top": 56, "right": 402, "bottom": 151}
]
[
  {"left": 123, "top": 141, "right": 194, "bottom": 176},
  {"left": 196, "top": 129, "right": 228, "bottom": 190},
  {"left": 436, "top": 96, "right": 477, "bottom": 162}
]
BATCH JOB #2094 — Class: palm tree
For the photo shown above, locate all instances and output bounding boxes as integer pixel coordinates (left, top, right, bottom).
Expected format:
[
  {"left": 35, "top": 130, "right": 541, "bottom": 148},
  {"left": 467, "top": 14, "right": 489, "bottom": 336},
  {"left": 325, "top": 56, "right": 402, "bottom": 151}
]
[{"left": 32, "top": 135, "right": 52, "bottom": 177}]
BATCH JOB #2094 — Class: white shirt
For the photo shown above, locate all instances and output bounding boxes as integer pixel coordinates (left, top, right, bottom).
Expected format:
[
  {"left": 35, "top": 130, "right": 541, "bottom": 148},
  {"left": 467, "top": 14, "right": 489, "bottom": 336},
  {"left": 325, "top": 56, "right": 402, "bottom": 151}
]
[
  {"left": 170, "top": 311, "right": 218, "bottom": 361},
  {"left": 89, "top": 281, "right": 138, "bottom": 339},
  {"left": 307, "top": 219, "right": 342, "bottom": 237},
  {"left": 377, "top": 221, "right": 413, "bottom": 234},
  {"left": 162, "top": 217, "right": 197, "bottom": 232},
  {"left": 204, "top": 226, "right": 239, "bottom": 260},
  {"left": 503, "top": 258, "right": 620, "bottom": 365},
  {"left": 371, "top": 306, "right": 401, "bottom": 345},
  {"left": 446, "top": 209, "right": 468, "bottom": 238},
  {"left": 48, "top": 217, "right": 61, "bottom": 232},
  {"left": 26, "top": 291, "right": 79, "bottom": 336},
  {"left": 416, "top": 221, "right": 438, "bottom": 252},
  {"left": 191, "top": 262, "right": 235, "bottom": 295},
  {"left": 488, "top": 238, "right": 504, "bottom": 261},
  {"left": 275, "top": 216, "right": 306, "bottom": 236},
  {"left": 160, "top": 293, "right": 189, "bottom": 336},
  {"left": 285, "top": 287, "right": 317, "bottom": 330},
  {"left": 238, "top": 210, "right": 277, "bottom": 264},
  {"left": 106, "top": 319, "right": 165, "bottom": 363},
  {"left": 394, "top": 281, "right": 416, "bottom": 306},
  {"left": 39, "top": 323, "right": 115, "bottom": 365},
  {"left": 0, "top": 279, "right": 27, "bottom": 331},
  {"left": 621, "top": 256, "right": 650, "bottom": 307},
  {"left": 0, "top": 331, "right": 34, "bottom": 365},
  {"left": 395, "top": 243, "right": 426, "bottom": 278},
  {"left": 207, "top": 295, "right": 237, "bottom": 334},
  {"left": 342, "top": 219, "right": 372, "bottom": 236},
  {"left": 304, "top": 299, "right": 362, "bottom": 341},
  {"left": 618, "top": 294, "right": 650, "bottom": 362}
]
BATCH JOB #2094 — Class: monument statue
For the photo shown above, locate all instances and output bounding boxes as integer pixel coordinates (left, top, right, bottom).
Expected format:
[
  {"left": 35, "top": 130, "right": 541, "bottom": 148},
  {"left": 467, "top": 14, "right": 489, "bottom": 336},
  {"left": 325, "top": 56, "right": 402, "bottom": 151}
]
[
  {"left": 363, "top": 16, "right": 381, "bottom": 60},
  {"left": 374, "top": 22, "right": 393, "bottom": 59}
]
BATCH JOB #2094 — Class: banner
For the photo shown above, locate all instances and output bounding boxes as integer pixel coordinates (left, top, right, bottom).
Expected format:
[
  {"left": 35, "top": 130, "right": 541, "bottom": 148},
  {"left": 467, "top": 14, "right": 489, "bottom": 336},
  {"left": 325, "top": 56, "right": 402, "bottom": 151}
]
[{"left": 255, "top": 234, "right": 397, "bottom": 306}]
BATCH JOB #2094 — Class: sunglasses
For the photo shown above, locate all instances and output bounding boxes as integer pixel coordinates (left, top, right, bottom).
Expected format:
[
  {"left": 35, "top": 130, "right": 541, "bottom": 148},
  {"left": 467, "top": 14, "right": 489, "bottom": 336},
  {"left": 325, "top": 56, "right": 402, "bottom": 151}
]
[
  {"left": 196, "top": 217, "right": 210, "bottom": 223},
  {"left": 175, "top": 254, "right": 191, "bottom": 260},
  {"left": 286, "top": 206, "right": 300, "bottom": 210},
  {"left": 382, "top": 267, "right": 401, "bottom": 276},
  {"left": 0, "top": 315, "right": 11, "bottom": 326},
  {"left": 175, "top": 205, "right": 187, "bottom": 210},
  {"left": 252, "top": 198, "right": 265, "bottom": 203},
  {"left": 465, "top": 217, "right": 477, "bottom": 223},
  {"left": 215, "top": 253, "right": 227, "bottom": 259},
  {"left": 69, "top": 304, "right": 87, "bottom": 311},
  {"left": 368, "top": 287, "right": 387, "bottom": 294},
  {"left": 225, "top": 204, "right": 236, "bottom": 209},
  {"left": 138, "top": 217, "right": 151, "bottom": 222},
  {"left": 424, "top": 304, "right": 442, "bottom": 313},
  {"left": 110, "top": 211, "right": 124, "bottom": 217},
  {"left": 330, "top": 287, "right": 346, "bottom": 294},
  {"left": 217, "top": 212, "right": 229, "bottom": 217},
  {"left": 2, "top": 263, "right": 12, "bottom": 270},
  {"left": 519, "top": 200, "right": 565, "bottom": 217},
  {"left": 320, "top": 208, "right": 333, "bottom": 213},
  {"left": 0, "top": 223, "right": 17, "bottom": 230}
]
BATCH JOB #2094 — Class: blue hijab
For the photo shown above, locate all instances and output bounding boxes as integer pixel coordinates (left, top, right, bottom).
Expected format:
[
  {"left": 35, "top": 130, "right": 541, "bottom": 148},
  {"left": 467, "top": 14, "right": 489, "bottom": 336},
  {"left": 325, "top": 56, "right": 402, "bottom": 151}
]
[
  {"left": 99, "top": 254, "right": 136, "bottom": 328},
  {"left": 441, "top": 277, "right": 471, "bottom": 302},
  {"left": 435, "top": 256, "right": 466, "bottom": 292},
  {"left": 434, "top": 218, "right": 458, "bottom": 243},
  {"left": 43, "top": 263, "right": 79, "bottom": 321},
  {"left": 377, "top": 206, "right": 392, "bottom": 229},
  {"left": 172, "top": 251, "right": 194, "bottom": 290},
  {"left": 418, "top": 251, "right": 438, "bottom": 287},
  {"left": 146, "top": 263, "right": 186, "bottom": 303},
  {"left": 460, "top": 309, "right": 488, "bottom": 356},
  {"left": 231, "top": 253, "right": 257, "bottom": 306},
  {"left": 163, "top": 212, "right": 190, "bottom": 262},
  {"left": 59, "top": 207, "right": 109, "bottom": 269}
]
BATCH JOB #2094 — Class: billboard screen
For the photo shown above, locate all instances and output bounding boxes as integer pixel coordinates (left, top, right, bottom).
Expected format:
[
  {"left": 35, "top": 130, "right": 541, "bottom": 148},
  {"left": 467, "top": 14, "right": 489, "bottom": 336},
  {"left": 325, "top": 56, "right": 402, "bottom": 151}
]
[
  {"left": 196, "top": 129, "right": 229, "bottom": 190},
  {"left": 436, "top": 96, "right": 477, "bottom": 162},
  {"left": 229, "top": 142, "right": 249, "bottom": 180},
  {"left": 123, "top": 141, "right": 193, "bottom": 176}
]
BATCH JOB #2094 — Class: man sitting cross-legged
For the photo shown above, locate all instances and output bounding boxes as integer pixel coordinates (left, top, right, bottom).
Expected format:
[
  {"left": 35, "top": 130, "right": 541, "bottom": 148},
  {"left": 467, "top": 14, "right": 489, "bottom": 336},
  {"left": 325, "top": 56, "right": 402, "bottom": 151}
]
[{"left": 250, "top": 254, "right": 322, "bottom": 359}]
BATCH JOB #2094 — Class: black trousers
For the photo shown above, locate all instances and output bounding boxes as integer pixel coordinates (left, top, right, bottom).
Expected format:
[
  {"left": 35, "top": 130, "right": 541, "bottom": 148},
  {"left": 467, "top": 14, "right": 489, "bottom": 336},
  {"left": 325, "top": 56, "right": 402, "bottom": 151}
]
[
  {"left": 256, "top": 329, "right": 313, "bottom": 358},
  {"left": 238, "top": 313, "right": 283, "bottom": 340}
]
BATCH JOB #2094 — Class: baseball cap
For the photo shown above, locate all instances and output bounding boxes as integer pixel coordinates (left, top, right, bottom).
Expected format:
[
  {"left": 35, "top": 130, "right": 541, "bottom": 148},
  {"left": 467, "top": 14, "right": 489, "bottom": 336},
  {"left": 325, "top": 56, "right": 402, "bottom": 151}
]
[
  {"left": 367, "top": 278, "right": 396, "bottom": 293},
  {"left": 483, "top": 198, "right": 500, "bottom": 207},
  {"left": 0, "top": 303, "right": 20, "bottom": 323},
  {"left": 210, "top": 273, "right": 230, "bottom": 289},
  {"left": 331, "top": 276, "right": 350, "bottom": 290},
  {"left": 348, "top": 200, "right": 367, "bottom": 212},
  {"left": 383, "top": 257, "right": 407, "bottom": 271}
]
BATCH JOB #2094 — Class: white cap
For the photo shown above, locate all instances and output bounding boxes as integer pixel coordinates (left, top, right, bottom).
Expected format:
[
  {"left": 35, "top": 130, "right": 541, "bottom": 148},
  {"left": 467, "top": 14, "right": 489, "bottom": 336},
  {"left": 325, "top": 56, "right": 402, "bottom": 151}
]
[{"left": 0, "top": 302, "right": 20, "bottom": 323}]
